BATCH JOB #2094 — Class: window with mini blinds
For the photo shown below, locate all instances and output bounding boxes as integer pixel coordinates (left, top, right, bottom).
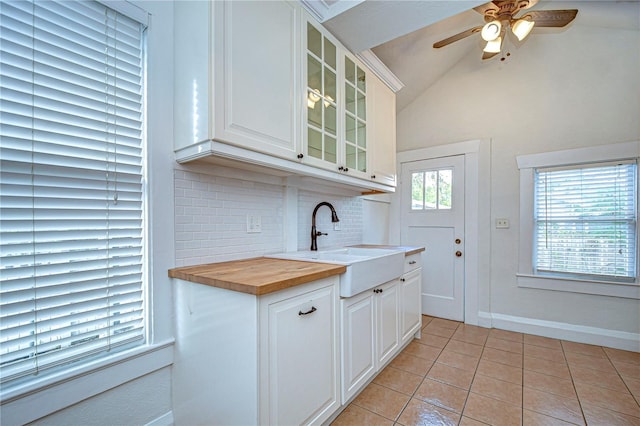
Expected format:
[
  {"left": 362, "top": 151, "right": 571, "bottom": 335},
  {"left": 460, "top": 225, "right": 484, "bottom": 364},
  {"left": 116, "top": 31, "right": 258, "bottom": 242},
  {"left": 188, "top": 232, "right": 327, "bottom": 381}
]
[
  {"left": 533, "top": 161, "right": 637, "bottom": 282},
  {"left": 0, "top": 0, "right": 146, "bottom": 384}
]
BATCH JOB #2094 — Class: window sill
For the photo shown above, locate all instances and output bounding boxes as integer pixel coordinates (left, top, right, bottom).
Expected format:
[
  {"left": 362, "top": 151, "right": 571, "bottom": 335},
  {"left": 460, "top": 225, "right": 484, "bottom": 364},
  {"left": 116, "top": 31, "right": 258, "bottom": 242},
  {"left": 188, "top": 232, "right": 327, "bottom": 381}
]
[
  {"left": 517, "top": 274, "right": 640, "bottom": 299},
  {"left": 0, "top": 340, "right": 174, "bottom": 425}
]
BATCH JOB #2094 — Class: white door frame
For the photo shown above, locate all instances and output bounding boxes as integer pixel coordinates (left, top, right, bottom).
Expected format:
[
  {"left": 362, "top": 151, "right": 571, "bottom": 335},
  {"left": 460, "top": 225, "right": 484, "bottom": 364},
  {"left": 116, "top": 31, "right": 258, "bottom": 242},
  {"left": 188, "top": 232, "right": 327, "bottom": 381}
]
[{"left": 390, "top": 140, "right": 491, "bottom": 326}]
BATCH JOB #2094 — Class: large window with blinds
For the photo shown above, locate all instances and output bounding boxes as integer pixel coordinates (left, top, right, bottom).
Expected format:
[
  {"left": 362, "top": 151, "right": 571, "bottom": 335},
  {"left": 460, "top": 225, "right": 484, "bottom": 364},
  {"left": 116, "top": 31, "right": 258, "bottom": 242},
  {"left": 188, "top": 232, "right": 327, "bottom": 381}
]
[
  {"left": 533, "top": 161, "right": 637, "bottom": 282},
  {"left": 1, "top": 0, "right": 146, "bottom": 385}
]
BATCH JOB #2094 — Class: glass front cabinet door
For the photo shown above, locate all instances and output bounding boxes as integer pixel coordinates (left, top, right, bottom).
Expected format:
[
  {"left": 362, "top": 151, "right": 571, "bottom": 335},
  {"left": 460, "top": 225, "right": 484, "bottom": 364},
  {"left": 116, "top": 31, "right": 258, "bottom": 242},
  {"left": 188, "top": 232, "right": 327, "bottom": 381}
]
[
  {"left": 343, "top": 55, "right": 368, "bottom": 177},
  {"left": 305, "top": 21, "right": 338, "bottom": 167},
  {"left": 304, "top": 18, "right": 369, "bottom": 180}
]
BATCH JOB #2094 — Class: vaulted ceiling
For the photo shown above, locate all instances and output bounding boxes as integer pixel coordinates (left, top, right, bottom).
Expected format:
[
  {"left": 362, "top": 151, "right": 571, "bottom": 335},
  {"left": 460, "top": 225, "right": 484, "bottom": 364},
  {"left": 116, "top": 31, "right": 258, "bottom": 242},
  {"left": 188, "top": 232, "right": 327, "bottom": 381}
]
[{"left": 307, "top": 1, "right": 640, "bottom": 111}]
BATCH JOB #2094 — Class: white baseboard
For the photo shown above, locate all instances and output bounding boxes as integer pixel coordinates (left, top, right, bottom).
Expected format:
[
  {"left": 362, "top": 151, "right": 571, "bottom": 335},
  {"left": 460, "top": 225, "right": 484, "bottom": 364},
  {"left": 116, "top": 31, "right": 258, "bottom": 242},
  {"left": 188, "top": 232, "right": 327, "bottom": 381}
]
[
  {"left": 477, "top": 311, "right": 640, "bottom": 352},
  {"left": 145, "top": 411, "right": 174, "bottom": 426}
]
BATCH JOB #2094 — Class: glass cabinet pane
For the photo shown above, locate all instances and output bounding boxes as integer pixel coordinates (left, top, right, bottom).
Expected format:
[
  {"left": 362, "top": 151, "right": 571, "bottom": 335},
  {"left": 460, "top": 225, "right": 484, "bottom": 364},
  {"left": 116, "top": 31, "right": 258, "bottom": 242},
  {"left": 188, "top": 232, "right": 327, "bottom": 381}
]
[
  {"left": 357, "top": 149, "right": 366, "bottom": 172},
  {"left": 345, "top": 115, "right": 356, "bottom": 143},
  {"left": 324, "top": 38, "right": 336, "bottom": 69},
  {"left": 345, "top": 57, "right": 355, "bottom": 84},
  {"left": 357, "top": 90, "right": 366, "bottom": 120},
  {"left": 345, "top": 144, "right": 356, "bottom": 169},
  {"left": 345, "top": 84, "right": 355, "bottom": 115},
  {"left": 307, "top": 89, "right": 322, "bottom": 128},
  {"left": 357, "top": 120, "right": 366, "bottom": 147},
  {"left": 308, "top": 128, "right": 322, "bottom": 159},
  {"left": 307, "top": 23, "right": 321, "bottom": 58},
  {"left": 325, "top": 68, "right": 336, "bottom": 101},
  {"left": 325, "top": 136, "right": 337, "bottom": 163},
  {"left": 325, "top": 103, "right": 336, "bottom": 135},
  {"left": 308, "top": 55, "right": 321, "bottom": 93},
  {"left": 357, "top": 66, "right": 366, "bottom": 92}
]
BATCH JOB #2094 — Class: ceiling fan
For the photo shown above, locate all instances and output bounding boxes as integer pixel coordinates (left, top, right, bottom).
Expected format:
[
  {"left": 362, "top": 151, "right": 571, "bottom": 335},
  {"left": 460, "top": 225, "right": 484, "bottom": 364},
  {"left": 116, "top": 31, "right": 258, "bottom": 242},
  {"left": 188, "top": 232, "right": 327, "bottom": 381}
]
[{"left": 433, "top": 0, "right": 578, "bottom": 60}]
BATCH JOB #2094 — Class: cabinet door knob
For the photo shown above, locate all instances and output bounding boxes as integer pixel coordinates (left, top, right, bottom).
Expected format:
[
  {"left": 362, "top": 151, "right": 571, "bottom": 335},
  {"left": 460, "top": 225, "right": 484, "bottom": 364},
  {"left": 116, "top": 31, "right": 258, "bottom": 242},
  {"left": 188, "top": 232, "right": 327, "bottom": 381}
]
[
  {"left": 371, "top": 175, "right": 376, "bottom": 179},
  {"left": 400, "top": 278, "right": 405, "bottom": 282},
  {"left": 338, "top": 166, "right": 344, "bottom": 171},
  {"left": 408, "top": 260, "right": 416, "bottom": 265},
  {"left": 297, "top": 153, "right": 304, "bottom": 159},
  {"left": 298, "top": 306, "right": 317, "bottom": 316},
  {"left": 455, "top": 251, "right": 462, "bottom": 257}
]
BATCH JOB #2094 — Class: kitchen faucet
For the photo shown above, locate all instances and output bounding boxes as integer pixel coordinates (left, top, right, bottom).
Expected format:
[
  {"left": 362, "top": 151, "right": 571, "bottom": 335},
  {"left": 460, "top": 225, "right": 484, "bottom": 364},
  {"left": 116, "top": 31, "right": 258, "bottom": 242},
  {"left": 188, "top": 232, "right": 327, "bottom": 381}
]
[{"left": 310, "top": 202, "right": 340, "bottom": 251}]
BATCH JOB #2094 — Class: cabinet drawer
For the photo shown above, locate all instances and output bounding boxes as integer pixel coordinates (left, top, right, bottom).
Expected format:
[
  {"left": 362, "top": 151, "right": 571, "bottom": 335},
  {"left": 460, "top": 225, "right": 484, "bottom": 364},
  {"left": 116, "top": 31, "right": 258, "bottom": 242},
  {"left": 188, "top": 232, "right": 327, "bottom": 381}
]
[{"left": 404, "top": 253, "right": 421, "bottom": 273}]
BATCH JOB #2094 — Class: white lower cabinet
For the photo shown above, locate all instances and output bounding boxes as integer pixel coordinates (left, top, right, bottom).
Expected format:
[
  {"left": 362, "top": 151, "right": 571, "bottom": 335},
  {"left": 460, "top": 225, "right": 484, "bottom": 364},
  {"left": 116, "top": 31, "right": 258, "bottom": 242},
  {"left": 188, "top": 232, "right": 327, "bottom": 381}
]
[
  {"left": 340, "top": 289, "right": 376, "bottom": 403},
  {"left": 340, "top": 253, "right": 423, "bottom": 405},
  {"left": 340, "top": 279, "right": 400, "bottom": 404},
  {"left": 172, "top": 277, "right": 339, "bottom": 426},
  {"left": 400, "top": 268, "right": 422, "bottom": 344},
  {"left": 261, "top": 281, "right": 339, "bottom": 425}
]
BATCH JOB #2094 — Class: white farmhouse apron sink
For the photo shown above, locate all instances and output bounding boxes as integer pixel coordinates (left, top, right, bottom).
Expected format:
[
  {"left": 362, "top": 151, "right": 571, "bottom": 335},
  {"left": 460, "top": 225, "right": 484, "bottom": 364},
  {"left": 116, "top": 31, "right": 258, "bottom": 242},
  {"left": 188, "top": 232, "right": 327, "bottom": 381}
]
[{"left": 267, "top": 247, "right": 405, "bottom": 297}]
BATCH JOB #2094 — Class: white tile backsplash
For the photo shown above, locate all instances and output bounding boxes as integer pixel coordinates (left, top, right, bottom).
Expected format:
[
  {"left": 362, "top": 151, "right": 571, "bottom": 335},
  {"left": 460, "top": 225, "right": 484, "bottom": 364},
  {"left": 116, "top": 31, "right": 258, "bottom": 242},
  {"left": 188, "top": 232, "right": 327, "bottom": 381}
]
[
  {"left": 174, "top": 169, "right": 285, "bottom": 266},
  {"left": 174, "top": 167, "right": 366, "bottom": 266}
]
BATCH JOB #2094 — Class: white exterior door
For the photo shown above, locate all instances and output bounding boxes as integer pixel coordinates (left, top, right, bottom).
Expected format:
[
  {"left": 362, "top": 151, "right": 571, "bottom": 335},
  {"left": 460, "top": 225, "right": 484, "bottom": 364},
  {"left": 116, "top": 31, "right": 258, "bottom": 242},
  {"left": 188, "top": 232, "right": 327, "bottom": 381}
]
[{"left": 400, "top": 155, "right": 465, "bottom": 321}]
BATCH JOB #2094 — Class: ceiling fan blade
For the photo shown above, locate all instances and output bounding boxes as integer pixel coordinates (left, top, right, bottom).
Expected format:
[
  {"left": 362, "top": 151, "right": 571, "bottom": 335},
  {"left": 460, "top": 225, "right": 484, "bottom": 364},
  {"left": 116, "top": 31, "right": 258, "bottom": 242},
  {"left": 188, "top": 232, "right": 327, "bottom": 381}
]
[
  {"left": 473, "top": 1, "right": 499, "bottom": 16},
  {"left": 433, "top": 26, "right": 482, "bottom": 48},
  {"left": 524, "top": 9, "right": 578, "bottom": 27},
  {"left": 482, "top": 51, "right": 500, "bottom": 60}
]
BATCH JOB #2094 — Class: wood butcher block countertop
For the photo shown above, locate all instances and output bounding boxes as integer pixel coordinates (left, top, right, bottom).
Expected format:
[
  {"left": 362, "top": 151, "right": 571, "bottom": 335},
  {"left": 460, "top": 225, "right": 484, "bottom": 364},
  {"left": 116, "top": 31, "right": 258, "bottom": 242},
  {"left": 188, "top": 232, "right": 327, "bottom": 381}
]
[{"left": 168, "top": 257, "right": 347, "bottom": 296}]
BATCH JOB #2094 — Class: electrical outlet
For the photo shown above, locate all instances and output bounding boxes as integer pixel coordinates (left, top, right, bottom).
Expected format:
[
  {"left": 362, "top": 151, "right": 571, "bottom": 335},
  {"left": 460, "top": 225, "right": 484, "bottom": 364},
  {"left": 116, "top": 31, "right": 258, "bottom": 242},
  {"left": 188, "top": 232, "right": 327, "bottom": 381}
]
[
  {"left": 496, "top": 218, "right": 510, "bottom": 229},
  {"left": 246, "top": 215, "right": 261, "bottom": 233},
  {"left": 334, "top": 222, "right": 341, "bottom": 231}
]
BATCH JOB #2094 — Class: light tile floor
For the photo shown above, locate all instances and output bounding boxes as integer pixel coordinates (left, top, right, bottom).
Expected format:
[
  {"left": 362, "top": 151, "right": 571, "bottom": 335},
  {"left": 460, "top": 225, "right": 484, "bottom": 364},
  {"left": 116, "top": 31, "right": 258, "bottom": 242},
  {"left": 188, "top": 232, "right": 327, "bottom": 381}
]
[{"left": 331, "top": 315, "right": 640, "bottom": 426}]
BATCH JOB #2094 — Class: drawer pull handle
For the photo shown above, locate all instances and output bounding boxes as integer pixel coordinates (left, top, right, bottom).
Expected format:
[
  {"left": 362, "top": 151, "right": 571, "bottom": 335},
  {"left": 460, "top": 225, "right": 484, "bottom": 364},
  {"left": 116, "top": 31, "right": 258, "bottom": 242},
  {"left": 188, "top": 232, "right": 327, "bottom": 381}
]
[
  {"left": 408, "top": 260, "right": 417, "bottom": 265},
  {"left": 298, "top": 306, "right": 317, "bottom": 316}
]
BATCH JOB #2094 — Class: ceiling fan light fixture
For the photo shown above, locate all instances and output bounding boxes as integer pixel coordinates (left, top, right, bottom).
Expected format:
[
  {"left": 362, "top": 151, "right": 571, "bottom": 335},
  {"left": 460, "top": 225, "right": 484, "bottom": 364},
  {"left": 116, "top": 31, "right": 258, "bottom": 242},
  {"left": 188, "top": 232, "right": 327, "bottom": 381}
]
[
  {"left": 512, "top": 18, "right": 535, "bottom": 41},
  {"left": 481, "top": 20, "right": 502, "bottom": 41},
  {"left": 483, "top": 36, "right": 502, "bottom": 53}
]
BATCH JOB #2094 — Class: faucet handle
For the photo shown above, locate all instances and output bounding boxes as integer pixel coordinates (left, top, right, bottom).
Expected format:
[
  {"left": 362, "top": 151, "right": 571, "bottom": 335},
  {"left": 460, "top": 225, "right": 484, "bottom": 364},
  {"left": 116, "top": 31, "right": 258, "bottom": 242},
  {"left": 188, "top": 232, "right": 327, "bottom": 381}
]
[{"left": 315, "top": 231, "right": 328, "bottom": 237}]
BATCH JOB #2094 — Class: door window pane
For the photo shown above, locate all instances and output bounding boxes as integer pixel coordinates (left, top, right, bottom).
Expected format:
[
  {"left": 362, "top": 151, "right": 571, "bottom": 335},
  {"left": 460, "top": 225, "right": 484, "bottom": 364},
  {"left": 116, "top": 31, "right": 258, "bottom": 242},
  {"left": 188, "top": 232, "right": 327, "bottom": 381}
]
[
  {"left": 411, "top": 173, "right": 424, "bottom": 210},
  {"left": 411, "top": 168, "right": 454, "bottom": 210}
]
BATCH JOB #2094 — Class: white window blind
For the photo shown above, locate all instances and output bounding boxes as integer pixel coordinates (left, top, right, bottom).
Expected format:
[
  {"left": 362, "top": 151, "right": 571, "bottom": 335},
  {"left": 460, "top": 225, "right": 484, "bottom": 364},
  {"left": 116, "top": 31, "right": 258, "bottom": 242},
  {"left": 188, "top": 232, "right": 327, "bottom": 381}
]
[
  {"left": 534, "top": 161, "right": 637, "bottom": 281},
  {"left": 0, "top": 0, "right": 146, "bottom": 384}
]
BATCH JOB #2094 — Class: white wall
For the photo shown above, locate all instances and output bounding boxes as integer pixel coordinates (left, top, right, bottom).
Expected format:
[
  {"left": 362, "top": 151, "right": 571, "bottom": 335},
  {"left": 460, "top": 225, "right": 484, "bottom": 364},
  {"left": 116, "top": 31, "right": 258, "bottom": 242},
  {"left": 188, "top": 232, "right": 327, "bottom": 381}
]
[{"left": 395, "top": 4, "right": 640, "bottom": 342}]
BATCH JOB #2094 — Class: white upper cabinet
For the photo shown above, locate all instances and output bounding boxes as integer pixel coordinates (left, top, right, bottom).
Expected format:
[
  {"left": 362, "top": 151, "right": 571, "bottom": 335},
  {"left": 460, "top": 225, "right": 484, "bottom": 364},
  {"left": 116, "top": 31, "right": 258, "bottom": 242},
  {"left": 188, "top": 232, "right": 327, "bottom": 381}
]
[
  {"left": 174, "top": 1, "right": 397, "bottom": 191},
  {"left": 368, "top": 74, "right": 397, "bottom": 187},
  {"left": 174, "top": 1, "right": 300, "bottom": 160},
  {"left": 303, "top": 17, "right": 370, "bottom": 181}
]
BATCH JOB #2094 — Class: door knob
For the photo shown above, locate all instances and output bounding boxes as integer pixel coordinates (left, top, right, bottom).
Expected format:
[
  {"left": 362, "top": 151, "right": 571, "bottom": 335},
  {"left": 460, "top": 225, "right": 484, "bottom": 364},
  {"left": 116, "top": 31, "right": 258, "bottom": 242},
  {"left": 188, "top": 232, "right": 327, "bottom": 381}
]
[{"left": 455, "top": 251, "right": 462, "bottom": 257}]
